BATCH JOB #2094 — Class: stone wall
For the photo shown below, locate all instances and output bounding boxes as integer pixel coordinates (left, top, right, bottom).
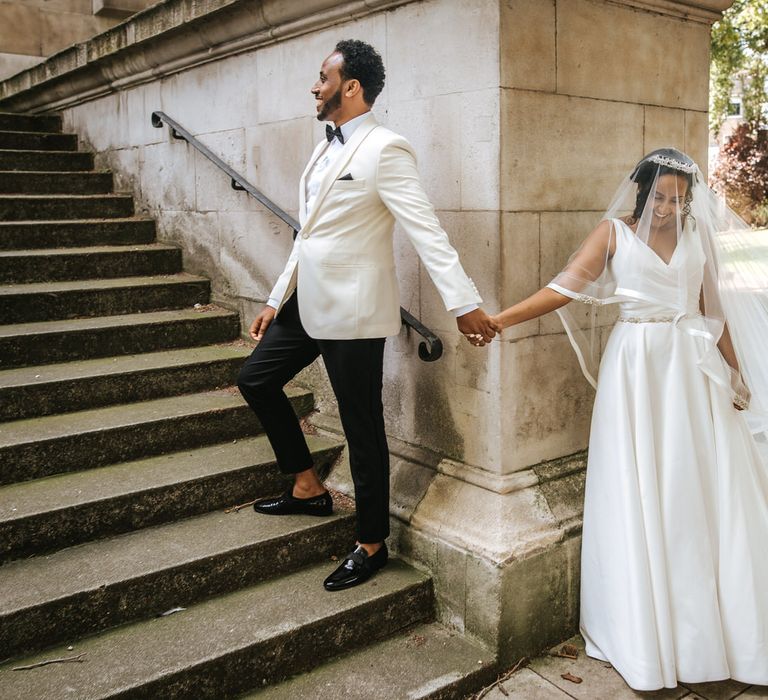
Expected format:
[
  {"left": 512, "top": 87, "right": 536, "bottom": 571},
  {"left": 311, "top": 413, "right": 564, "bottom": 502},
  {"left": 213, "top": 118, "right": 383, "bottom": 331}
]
[
  {"left": 0, "top": 0, "right": 155, "bottom": 81},
  {"left": 0, "top": 0, "right": 732, "bottom": 664}
]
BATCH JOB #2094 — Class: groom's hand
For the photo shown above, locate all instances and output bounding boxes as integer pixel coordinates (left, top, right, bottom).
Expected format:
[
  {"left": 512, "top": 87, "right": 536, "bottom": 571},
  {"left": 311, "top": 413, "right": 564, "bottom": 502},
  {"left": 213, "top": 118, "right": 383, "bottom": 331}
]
[
  {"left": 457, "top": 308, "right": 500, "bottom": 347},
  {"left": 249, "top": 306, "right": 276, "bottom": 342}
]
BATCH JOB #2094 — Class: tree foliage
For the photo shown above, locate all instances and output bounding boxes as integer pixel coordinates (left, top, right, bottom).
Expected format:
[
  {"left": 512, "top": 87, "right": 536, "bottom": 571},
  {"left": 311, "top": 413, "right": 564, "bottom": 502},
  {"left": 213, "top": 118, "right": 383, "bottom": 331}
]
[{"left": 710, "top": 0, "right": 768, "bottom": 134}]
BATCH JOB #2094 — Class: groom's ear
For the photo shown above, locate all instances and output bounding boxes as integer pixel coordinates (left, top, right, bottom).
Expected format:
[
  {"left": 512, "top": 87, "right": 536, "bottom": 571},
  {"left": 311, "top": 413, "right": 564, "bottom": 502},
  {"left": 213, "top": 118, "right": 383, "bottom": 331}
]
[{"left": 344, "top": 78, "right": 361, "bottom": 99}]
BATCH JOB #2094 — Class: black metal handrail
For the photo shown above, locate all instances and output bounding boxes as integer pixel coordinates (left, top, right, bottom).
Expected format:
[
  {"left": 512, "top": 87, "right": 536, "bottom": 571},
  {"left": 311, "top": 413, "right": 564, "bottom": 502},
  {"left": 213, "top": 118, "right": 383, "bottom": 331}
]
[{"left": 152, "top": 110, "right": 443, "bottom": 362}]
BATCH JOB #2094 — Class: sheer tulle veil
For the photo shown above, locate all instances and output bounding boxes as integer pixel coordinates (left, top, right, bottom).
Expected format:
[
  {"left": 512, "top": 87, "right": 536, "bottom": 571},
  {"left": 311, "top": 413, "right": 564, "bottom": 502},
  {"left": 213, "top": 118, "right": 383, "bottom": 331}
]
[{"left": 547, "top": 147, "right": 768, "bottom": 445}]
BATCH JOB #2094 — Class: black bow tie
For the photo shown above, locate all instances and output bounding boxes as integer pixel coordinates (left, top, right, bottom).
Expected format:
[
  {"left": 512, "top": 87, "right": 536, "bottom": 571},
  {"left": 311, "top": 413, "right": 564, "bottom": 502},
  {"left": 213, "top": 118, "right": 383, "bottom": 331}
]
[{"left": 326, "top": 124, "right": 345, "bottom": 144}]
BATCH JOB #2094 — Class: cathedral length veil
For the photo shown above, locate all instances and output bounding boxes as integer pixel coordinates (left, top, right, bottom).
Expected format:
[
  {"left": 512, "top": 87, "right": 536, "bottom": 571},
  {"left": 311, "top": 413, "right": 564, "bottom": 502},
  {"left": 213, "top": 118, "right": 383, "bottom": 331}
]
[{"left": 547, "top": 148, "right": 768, "bottom": 450}]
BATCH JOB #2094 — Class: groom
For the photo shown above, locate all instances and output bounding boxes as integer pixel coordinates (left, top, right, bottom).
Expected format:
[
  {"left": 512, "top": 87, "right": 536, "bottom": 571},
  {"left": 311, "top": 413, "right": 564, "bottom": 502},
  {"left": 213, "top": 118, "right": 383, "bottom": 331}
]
[{"left": 238, "top": 39, "right": 497, "bottom": 592}]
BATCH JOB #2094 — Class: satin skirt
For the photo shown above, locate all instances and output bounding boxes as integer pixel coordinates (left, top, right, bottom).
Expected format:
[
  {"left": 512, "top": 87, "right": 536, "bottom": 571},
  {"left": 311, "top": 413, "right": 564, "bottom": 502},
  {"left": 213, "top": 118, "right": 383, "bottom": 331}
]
[{"left": 580, "top": 321, "right": 768, "bottom": 690}]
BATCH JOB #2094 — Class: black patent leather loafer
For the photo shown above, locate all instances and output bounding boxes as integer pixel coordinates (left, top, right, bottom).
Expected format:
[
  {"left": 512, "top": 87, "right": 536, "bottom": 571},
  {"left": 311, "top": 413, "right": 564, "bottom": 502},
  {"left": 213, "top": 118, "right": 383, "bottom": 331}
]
[
  {"left": 323, "top": 543, "right": 388, "bottom": 591},
  {"left": 253, "top": 489, "right": 333, "bottom": 517}
]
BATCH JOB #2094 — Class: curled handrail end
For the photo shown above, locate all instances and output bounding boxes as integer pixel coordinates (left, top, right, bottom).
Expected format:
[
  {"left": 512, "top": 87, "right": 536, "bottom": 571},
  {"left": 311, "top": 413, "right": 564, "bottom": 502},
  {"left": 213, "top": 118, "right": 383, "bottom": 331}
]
[
  {"left": 418, "top": 337, "right": 443, "bottom": 362},
  {"left": 150, "top": 112, "right": 163, "bottom": 128}
]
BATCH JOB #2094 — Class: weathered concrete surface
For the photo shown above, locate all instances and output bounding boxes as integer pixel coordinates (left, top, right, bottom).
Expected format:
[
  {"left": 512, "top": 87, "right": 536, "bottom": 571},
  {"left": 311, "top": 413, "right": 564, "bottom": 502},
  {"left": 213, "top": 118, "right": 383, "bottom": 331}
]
[
  {"left": 247, "top": 621, "right": 496, "bottom": 700},
  {"left": 0, "top": 307, "right": 240, "bottom": 367},
  {"left": 0, "top": 243, "right": 180, "bottom": 283},
  {"left": 0, "top": 273, "right": 210, "bottom": 322},
  {"left": 0, "top": 561, "right": 433, "bottom": 699},
  {"left": 0, "top": 386, "right": 313, "bottom": 483},
  {"left": 0, "top": 218, "right": 156, "bottom": 249},
  {"left": 0, "top": 344, "right": 249, "bottom": 419},
  {"left": 0, "top": 481, "right": 353, "bottom": 657},
  {"left": 479, "top": 634, "right": 766, "bottom": 700}
]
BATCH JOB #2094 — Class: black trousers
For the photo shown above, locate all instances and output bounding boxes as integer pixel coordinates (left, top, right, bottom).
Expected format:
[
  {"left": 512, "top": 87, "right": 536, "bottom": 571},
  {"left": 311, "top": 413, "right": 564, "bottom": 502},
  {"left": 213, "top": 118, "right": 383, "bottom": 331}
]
[{"left": 237, "top": 293, "right": 390, "bottom": 543}]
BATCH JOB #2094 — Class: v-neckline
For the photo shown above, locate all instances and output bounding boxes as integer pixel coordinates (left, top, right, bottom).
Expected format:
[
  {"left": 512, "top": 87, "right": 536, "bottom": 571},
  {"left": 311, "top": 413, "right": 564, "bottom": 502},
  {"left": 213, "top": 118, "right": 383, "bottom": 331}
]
[{"left": 616, "top": 219, "right": 681, "bottom": 268}]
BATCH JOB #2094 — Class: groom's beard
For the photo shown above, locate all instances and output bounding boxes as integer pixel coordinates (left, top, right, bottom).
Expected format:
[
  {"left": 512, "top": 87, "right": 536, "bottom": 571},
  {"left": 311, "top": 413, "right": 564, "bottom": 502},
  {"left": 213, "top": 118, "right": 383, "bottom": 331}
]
[{"left": 317, "top": 86, "right": 342, "bottom": 122}]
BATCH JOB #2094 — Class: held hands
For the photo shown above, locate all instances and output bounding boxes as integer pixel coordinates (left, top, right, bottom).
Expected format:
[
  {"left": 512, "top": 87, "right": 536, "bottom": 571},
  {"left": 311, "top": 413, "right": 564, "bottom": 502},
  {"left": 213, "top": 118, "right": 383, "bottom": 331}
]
[
  {"left": 249, "top": 305, "right": 276, "bottom": 342},
  {"left": 457, "top": 308, "right": 501, "bottom": 347}
]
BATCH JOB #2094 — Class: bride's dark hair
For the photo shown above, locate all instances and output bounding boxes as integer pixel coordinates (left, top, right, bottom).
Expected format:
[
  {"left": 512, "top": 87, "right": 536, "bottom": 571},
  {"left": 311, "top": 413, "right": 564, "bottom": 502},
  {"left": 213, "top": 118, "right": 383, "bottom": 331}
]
[{"left": 628, "top": 148, "right": 695, "bottom": 223}]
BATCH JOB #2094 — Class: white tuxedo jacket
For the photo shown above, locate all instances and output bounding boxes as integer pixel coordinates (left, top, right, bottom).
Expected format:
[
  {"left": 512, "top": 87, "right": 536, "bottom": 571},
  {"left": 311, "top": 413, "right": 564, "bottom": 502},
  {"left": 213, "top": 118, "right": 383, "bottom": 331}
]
[{"left": 268, "top": 113, "right": 482, "bottom": 339}]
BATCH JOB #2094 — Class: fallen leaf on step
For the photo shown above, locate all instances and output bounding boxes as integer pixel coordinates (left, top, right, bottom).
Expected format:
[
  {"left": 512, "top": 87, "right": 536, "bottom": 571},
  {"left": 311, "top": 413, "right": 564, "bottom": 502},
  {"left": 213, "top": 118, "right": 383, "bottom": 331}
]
[
  {"left": 158, "top": 606, "right": 186, "bottom": 617},
  {"left": 561, "top": 672, "right": 582, "bottom": 684},
  {"left": 561, "top": 643, "right": 579, "bottom": 657}
]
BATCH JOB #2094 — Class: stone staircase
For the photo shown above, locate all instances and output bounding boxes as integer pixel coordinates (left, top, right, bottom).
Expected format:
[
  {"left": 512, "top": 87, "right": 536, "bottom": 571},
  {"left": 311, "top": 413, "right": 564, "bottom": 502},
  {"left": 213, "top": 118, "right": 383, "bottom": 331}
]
[{"left": 0, "top": 112, "right": 496, "bottom": 698}]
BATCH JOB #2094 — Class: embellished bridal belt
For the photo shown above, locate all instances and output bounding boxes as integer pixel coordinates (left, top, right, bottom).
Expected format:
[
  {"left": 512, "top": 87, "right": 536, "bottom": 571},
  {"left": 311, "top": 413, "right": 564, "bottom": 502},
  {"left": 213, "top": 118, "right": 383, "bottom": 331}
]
[
  {"left": 617, "top": 312, "right": 701, "bottom": 324},
  {"left": 617, "top": 315, "right": 677, "bottom": 324}
]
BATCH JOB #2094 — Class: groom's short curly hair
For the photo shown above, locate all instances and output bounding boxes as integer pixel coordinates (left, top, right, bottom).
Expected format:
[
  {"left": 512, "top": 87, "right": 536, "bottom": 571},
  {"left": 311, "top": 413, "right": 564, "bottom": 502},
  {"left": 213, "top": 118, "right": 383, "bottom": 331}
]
[{"left": 334, "top": 39, "right": 385, "bottom": 105}]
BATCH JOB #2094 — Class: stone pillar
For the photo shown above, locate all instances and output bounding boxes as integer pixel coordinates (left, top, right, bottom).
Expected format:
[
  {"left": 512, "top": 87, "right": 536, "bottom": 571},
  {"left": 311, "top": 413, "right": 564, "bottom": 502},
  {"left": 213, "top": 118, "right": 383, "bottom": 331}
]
[{"left": 325, "top": 0, "right": 733, "bottom": 665}]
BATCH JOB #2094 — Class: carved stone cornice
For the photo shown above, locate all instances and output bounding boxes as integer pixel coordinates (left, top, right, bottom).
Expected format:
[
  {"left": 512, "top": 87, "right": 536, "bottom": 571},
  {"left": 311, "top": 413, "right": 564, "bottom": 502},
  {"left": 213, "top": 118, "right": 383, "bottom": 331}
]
[
  {"left": 0, "top": 0, "right": 416, "bottom": 112},
  {"left": 0, "top": 0, "right": 735, "bottom": 113},
  {"left": 605, "top": 0, "right": 734, "bottom": 23}
]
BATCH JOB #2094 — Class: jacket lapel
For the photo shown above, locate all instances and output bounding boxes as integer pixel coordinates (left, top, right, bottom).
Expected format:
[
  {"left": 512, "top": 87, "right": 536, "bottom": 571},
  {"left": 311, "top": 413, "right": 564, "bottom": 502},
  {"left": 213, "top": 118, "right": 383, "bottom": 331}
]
[
  {"left": 298, "top": 140, "right": 328, "bottom": 227},
  {"left": 300, "top": 113, "right": 379, "bottom": 233}
]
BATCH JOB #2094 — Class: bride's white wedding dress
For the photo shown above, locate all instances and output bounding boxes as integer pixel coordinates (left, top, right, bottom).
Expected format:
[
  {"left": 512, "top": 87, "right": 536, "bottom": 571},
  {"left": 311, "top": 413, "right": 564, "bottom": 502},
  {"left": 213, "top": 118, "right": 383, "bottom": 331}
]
[{"left": 579, "top": 219, "right": 768, "bottom": 690}]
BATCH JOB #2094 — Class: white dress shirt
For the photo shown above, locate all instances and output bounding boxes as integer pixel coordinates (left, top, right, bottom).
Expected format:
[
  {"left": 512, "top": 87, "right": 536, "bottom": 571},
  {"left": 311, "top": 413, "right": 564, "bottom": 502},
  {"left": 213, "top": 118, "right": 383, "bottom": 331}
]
[{"left": 268, "top": 112, "right": 478, "bottom": 318}]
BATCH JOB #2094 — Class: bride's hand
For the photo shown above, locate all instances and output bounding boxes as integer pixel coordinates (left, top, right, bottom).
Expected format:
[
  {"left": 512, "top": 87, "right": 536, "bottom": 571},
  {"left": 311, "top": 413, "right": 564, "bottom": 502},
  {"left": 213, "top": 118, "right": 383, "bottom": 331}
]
[{"left": 733, "top": 384, "right": 751, "bottom": 411}]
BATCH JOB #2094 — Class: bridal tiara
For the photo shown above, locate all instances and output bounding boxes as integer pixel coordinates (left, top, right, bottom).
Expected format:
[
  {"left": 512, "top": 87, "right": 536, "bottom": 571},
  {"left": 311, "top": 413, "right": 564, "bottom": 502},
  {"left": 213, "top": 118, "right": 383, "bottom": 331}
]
[{"left": 646, "top": 154, "right": 698, "bottom": 173}]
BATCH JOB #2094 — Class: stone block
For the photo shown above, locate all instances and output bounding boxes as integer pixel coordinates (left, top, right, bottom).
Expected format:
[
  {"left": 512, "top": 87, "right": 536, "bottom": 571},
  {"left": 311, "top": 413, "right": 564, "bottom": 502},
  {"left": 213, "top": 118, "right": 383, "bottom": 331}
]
[
  {"left": 246, "top": 117, "right": 316, "bottom": 216},
  {"left": 556, "top": 0, "right": 710, "bottom": 110},
  {"left": 501, "top": 90, "right": 644, "bottom": 212},
  {"left": 0, "top": 52, "right": 44, "bottom": 82},
  {"left": 498, "top": 535, "right": 581, "bottom": 665},
  {"left": 685, "top": 110, "right": 710, "bottom": 177},
  {"left": 485, "top": 668, "right": 568, "bottom": 699},
  {"left": 255, "top": 12, "right": 386, "bottom": 124},
  {"left": 386, "top": 0, "right": 498, "bottom": 102},
  {"left": 93, "top": 0, "right": 152, "bottom": 19},
  {"left": 159, "top": 54, "right": 259, "bottom": 135},
  {"left": 194, "top": 128, "right": 260, "bottom": 213},
  {"left": 0, "top": 3, "right": 42, "bottom": 55},
  {"left": 644, "top": 106, "right": 686, "bottom": 155},
  {"left": 98, "top": 146, "right": 141, "bottom": 198},
  {"left": 15, "top": 0, "right": 91, "bottom": 12},
  {"left": 499, "top": 334, "right": 593, "bottom": 472},
  {"left": 40, "top": 11, "right": 114, "bottom": 55},
  {"left": 464, "top": 554, "right": 502, "bottom": 649},
  {"left": 434, "top": 540, "right": 468, "bottom": 631},
  {"left": 386, "top": 93, "right": 463, "bottom": 211},
  {"left": 500, "top": 0, "right": 556, "bottom": 92},
  {"left": 539, "top": 210, "right": 607, "bottom": 335},
  {"left": 501, "top": 211, "right": 540, "bottom": 340},
  {"left": 218, "top": 210, "right": 296, "bottom": 302},
  {"left": 418, "top": 210, "right": 502, "bottom": 330},
  {"left": 460, "top": 88, "right": 501, "bottom": 211},
  {"left": 139, "top": 140, "right": 197, "bottom": 212},
  {"left": 155, "top": 209, "right": 222, "bottom": 289}
]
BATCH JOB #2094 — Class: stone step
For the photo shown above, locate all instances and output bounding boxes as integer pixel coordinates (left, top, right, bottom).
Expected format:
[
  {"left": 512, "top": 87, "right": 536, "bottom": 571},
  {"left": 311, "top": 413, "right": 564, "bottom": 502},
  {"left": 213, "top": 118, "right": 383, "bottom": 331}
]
[
  {"left": 246, "top": 621, "right": 497, "bottom": 700},
  {"left": 0, "top": 193, "right": 134, "bottom": 220},
  {"left": 0, "top": 218, "right": 156, "bottom": 250},
  {"left": 0, "top": 308, "right": 240, "bottom": 368},
  {"left": 0, "top": 386, "right": 313, "bottom": 485},
  {"left": 0, "top": 344, "right": 252, "bottom": 420},
  {"left": 0, "top": 113, "right": 62, "bottom": 133},
  {"left": 0, "top": 148, "right": 93, "bottom": 171},
  {"left": 0, "top": 244, "right": 181, "bottom": 284},
  {"left": 0, "top": 442, "right": 350, "bottom": 657},
  {"left": 0, "top": 560, "right": 432, "bottom": 699},
  {"left": 0, "top": 170, "right": 114, "bottom": 195},
  {"left": 0, "top": 130, "right": 77, "bottom": 151},
  {"left": 0, "top": 433, "right": 340, "bottom": 564},
  {"left": 0, "top": 273, "right": 211, "bottom": 323}
]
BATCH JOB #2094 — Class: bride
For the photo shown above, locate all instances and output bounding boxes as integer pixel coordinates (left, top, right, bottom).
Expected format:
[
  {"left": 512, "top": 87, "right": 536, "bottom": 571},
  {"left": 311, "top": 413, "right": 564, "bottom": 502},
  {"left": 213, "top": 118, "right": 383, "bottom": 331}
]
[{"left": 491, "top": 148, "right": 768, "bottom": 691}]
